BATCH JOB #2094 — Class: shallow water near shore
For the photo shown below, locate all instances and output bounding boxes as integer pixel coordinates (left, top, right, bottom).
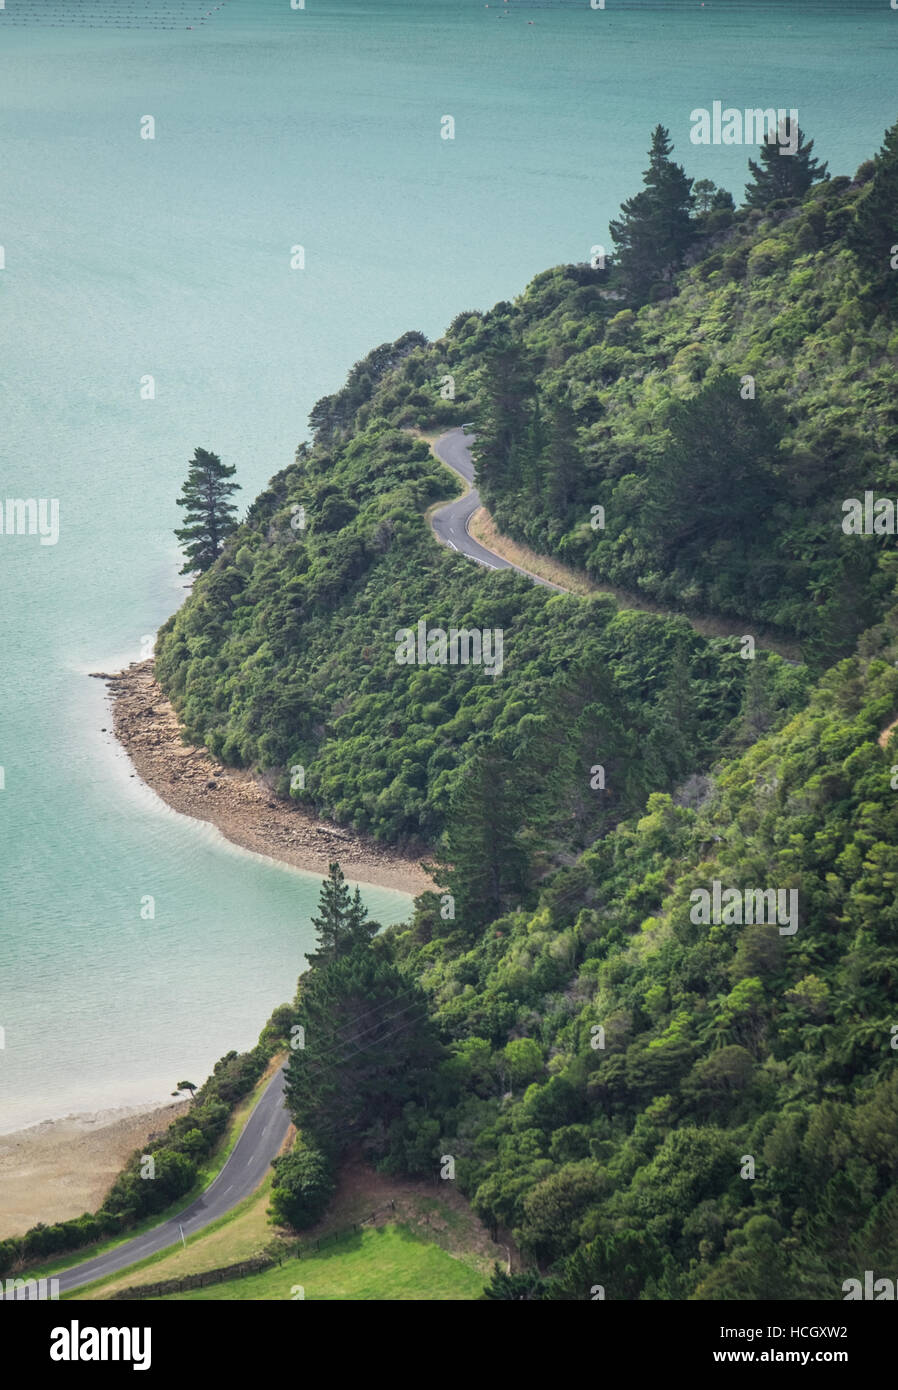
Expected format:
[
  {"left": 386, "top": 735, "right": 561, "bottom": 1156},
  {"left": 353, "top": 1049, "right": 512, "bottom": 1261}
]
[{"left": 1, "top": 0, "right": 897, "bottom": 1134}]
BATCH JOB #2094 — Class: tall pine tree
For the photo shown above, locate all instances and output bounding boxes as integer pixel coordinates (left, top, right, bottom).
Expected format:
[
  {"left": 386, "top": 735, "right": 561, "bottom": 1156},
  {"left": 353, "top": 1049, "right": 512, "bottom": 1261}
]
[
  {"left": 848, "top": 117, "right": 898, "bottom": 311},
  {"left": 306, "top": 862, "right": 377, "bottom": 968},
  {"left": 474, "top": 331, "right": 538, "bottom": 502},
  {"left": 284, "top": 951, "right": 441, "bottom": 1158},
  {"left": 174, "top": 447, "right": 240, "bottom": 575},
  {"left": 609, "top": 125, "right": 695, "bottom": 303},
  {"left": 546, "top": 393, "right": 580, "bottom": 515},
  {"left": 646, "top": 372, "right": 783, "bottom": 567},
  {"left": 439, "top": 744, "right": 532, "bottom": 929}
]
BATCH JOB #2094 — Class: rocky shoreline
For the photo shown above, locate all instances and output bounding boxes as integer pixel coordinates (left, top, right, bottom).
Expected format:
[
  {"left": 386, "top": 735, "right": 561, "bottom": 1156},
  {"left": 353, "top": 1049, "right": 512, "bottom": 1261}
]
[{"left": 97, "top": 661, "right": 434, "bottom": 898}]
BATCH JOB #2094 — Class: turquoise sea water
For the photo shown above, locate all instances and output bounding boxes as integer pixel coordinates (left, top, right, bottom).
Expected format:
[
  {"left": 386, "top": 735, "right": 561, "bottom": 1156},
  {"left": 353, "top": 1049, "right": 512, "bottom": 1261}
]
[{"left": 1, "top": 0, "right": 896, "bottom": 1132}]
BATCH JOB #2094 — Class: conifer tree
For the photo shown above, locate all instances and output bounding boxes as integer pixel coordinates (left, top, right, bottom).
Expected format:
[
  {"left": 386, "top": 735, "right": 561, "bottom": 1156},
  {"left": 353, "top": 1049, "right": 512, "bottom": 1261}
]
[
  {"left": 609, "top": 125, "right": 695, "bottom": 303},
  {"left": 307, "top": 862, "right": 377, "bottom": 967},
  {"left": 546, "top": 394, "right": 580, "bottom": 514},
  {"left": 440, "top": 745, "right": 532, "bottom": 929},
  {"left": 743, "top": 122, "right": 828, "bottom": 208},
  {"left": 646, "top": 372, "right": 783, "bottom": 565},
  {"left": 284, "top": 951, "right": 441, "bottom": 1156},
  {"left": 174, "top": 447, "right": 240, "bottom": 575},
  {"left": 474, "top": 332, "right": 537, "bottom": 499},
  {"left": 848, "top": 117, "right": 898, "bottom": 309}
]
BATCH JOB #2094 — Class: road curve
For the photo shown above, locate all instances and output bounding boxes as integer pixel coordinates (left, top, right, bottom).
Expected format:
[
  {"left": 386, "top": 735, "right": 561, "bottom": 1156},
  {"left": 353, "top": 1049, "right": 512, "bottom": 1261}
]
[
  {"left": 430, "top": 429, "right": 565, "bottom": 592},
  {"left": 54, "top": 1066, "right": 290, "bottom": 1295}
]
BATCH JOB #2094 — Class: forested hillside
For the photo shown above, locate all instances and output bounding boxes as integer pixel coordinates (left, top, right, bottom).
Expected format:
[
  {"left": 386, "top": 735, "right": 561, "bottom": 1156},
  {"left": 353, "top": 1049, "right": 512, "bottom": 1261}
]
[
  {"left": 383, "top": 613, "right": 898, "bottom": 1298},
  {"left": 280, "top": 614, "right": 898, "bottom": 1298},
  {"left": 157, "top": 118, "right": 898, "bottom": 1297}
]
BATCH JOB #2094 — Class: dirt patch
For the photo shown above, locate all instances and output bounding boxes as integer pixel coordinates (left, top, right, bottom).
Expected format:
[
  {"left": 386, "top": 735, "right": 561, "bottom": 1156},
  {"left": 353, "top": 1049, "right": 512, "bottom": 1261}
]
[
  {"left": 879, "top": 716, "right": 898, "bottom": 749},
  {"left": 285, "top": 1153, "right": 517, "bottom": 1277},
  {"left": 97, "top": 661, "right": 434, "bottom": 897}
]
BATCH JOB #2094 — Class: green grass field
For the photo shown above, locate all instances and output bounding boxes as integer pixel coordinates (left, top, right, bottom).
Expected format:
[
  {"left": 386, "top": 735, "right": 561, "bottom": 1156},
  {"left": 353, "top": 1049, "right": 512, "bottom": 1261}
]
[{"left": 161, "top": 1224, "right": 485, "bottom": 1301}]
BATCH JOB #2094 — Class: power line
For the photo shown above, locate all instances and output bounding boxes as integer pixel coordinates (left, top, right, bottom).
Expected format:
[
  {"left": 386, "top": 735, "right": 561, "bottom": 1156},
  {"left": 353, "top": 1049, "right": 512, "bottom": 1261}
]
[
  {"left": 279, "top": 1000, "right": 440, "bottom": 1151},
  {"left": 287, "top": 994, "right": 435, "bottom": 1082}
]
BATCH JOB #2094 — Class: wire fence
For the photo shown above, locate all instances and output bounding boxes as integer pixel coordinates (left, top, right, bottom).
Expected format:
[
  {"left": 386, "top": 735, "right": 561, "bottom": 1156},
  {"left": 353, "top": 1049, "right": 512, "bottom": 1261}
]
[{"left": 109, "top": 1200, "right": 400, "bottom": 1299}]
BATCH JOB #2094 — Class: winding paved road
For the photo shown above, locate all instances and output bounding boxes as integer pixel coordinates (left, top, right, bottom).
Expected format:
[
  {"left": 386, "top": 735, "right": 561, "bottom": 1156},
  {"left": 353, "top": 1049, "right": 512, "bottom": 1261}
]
[
  {"left": 429, "top": 428, "right": 802, "bottom": 662},
  {"left": 430, "top": 429, "right": 564, "bottom": 592},
  {"left": 54, "top": 1066, "right": 290, "bottom": 1295}
]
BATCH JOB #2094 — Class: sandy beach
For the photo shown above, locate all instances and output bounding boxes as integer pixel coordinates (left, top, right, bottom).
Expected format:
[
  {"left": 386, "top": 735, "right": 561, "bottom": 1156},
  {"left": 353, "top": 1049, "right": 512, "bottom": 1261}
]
[
  {"left": 97, "top": 660, "right": 435, "bottom": 898},
  {"left": 0, "top": 1102, "right": 189, "bottom": 1239}
]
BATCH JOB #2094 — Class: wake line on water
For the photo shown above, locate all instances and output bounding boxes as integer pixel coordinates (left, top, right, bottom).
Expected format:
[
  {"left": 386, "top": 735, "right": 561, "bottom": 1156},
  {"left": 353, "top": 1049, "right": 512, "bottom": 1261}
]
[{"left": 0, "top": 0, "right": 227, "bottom": 27}]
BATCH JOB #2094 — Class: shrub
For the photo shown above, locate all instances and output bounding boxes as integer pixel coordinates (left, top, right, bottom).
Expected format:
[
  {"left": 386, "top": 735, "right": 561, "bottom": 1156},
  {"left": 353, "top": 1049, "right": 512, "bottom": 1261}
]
[{"left": 268, "top": 1145, "right": 335, "bottom": 1230}]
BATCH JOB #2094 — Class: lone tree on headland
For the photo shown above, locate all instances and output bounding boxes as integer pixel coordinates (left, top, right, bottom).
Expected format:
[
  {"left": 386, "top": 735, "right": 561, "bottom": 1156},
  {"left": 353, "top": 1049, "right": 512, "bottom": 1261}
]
[{"left": 175, "top": 447, "right": 240, "bottom": 574}]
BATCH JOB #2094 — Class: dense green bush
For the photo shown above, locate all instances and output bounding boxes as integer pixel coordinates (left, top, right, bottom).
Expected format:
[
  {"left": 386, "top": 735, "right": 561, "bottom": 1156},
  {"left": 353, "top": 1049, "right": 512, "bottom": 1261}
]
[
  {"left": 268, "top": 1145, "right": 335, "bottom": 1231},
  {"left": 377, "top": 611, "right": 898, "bottom": 1296}
]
